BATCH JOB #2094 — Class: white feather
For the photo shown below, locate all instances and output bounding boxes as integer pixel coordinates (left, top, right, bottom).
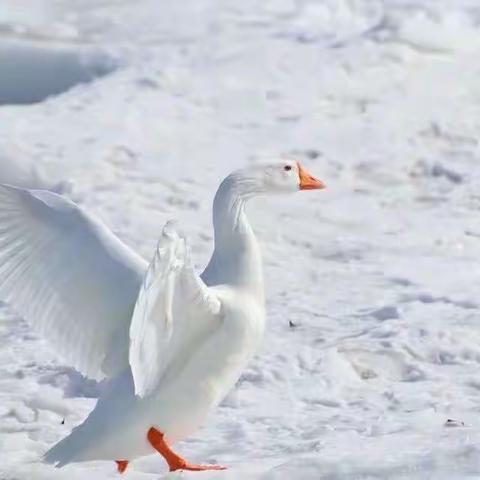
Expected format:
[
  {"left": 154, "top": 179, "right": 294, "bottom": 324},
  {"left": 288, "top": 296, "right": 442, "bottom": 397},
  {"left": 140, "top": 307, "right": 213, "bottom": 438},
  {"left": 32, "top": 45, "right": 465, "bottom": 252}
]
[
  {"left": 128, "top": 221, "right": 221, "bottom": 398},
  {"left": 0, "top": 184, "right": 146, "bottom": 380}
]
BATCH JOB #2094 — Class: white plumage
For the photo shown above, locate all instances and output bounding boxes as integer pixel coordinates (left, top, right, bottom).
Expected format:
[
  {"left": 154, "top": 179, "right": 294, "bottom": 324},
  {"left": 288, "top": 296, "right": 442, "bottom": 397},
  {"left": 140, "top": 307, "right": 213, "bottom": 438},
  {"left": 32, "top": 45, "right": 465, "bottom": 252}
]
[
  {"left": 0, "top": 161, "right": 325, "bottom": 472},
  {"left": 129, "top": 222, "right": 221, "bottom": 398},
  {"left": 0, "top": 184, "right": 145, "bottom": 380}
]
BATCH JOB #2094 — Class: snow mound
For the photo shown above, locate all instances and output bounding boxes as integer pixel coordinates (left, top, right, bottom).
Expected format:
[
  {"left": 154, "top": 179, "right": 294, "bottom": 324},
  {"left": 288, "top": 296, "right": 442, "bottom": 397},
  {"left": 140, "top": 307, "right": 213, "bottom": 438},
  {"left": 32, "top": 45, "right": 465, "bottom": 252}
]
[
  {"left": 395, "top": 11, "right": 480, "bottom": 53},
  {"left": 0, "top": 143, "right": 73, "bottom": 191},
  {"left": 0, "top": 41, "right": 118, "bottom": 105}
]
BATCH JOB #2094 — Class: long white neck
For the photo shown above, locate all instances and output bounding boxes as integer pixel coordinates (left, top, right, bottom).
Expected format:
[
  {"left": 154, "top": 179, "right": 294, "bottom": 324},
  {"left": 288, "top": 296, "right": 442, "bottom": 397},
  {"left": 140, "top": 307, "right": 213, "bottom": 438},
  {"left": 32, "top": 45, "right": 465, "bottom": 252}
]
[{"left": 202, "top": 174, "right": 264, "bottom": 300}]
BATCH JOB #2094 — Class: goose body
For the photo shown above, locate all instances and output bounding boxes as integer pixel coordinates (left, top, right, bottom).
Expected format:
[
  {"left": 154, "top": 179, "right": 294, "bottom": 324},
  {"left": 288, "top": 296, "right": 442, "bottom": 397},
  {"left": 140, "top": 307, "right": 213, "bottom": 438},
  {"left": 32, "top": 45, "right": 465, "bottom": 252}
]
[
  {"left": 49, "top": 286, "right": 265, "bottom": 464},
  {"left": 0, "top": 161, "right": 324, "bottom": 471}
]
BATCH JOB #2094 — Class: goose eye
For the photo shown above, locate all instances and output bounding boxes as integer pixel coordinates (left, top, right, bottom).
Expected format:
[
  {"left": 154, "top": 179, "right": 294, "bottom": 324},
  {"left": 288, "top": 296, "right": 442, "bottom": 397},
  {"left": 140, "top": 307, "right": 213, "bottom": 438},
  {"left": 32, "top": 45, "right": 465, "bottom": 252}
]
[{"left": 284, "top": 165, "right": 292, "bottom": 172}]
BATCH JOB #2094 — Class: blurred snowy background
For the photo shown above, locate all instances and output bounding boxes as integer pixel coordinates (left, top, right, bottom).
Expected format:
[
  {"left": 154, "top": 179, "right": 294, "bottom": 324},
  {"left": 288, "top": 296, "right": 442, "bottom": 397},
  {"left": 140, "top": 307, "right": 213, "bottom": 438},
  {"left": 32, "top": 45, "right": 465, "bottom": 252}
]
[{"left": 1, "top": 0, "right": 480, "bottom": 478}]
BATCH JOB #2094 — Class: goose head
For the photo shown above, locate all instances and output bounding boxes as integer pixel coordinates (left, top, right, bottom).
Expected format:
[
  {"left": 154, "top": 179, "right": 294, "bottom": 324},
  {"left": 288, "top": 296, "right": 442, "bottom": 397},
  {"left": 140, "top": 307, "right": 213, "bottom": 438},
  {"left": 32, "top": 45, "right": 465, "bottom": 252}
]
[
  {"left": 262, "top": 160, "right": 325, "bottom": 193},
  {"left": 227, "top": 160, "right": 326, "bottom": 197},
  {"left": 208, "top": 160, "right": 325, "bottom": 285}
]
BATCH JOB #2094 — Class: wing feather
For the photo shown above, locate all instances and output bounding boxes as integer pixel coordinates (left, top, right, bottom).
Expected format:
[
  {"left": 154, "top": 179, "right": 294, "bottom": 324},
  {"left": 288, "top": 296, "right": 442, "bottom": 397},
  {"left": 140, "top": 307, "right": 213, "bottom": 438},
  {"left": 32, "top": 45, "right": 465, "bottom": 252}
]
[
  {"left": 129, "top": 222, "right": 221, "bottom": 397},
  {"left": 0, "top": 184, "right": 147, "bottom": 379}
]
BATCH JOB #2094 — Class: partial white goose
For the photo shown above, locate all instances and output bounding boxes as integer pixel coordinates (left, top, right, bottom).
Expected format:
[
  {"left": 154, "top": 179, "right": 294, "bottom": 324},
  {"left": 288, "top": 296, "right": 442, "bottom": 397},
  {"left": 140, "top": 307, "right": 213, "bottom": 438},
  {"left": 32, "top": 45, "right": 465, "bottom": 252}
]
[{"left": 0, "top": 161, "right": 325, "bottom": 473}]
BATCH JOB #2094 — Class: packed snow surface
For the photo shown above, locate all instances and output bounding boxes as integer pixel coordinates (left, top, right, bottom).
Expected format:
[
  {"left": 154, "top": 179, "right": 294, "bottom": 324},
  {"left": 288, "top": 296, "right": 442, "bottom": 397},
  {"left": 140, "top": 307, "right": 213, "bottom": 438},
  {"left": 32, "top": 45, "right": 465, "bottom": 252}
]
[{"left": 2, "top": 0, "right": 480, "bottom": 479}]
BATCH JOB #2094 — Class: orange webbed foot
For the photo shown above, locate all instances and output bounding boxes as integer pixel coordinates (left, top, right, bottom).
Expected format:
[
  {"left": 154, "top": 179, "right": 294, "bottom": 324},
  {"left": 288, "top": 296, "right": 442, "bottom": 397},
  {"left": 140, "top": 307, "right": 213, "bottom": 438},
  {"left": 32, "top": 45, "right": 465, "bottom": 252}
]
[
  {"left": 147, "top": 427, "right": 227, "bottom": 472},
  {"left": 171, "top": 463, "right": 227, "bottom": 472},
  {"left": 116, "top": 460, "right": 129, "bottom": 473}
]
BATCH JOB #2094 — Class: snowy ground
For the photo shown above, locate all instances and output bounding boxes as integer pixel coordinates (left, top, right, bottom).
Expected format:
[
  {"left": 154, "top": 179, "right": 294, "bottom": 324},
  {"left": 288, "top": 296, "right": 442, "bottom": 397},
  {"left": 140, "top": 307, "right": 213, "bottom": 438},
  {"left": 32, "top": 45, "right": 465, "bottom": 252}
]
[{"left": 2, "top": 0, "right": 480, "bottom": 478}]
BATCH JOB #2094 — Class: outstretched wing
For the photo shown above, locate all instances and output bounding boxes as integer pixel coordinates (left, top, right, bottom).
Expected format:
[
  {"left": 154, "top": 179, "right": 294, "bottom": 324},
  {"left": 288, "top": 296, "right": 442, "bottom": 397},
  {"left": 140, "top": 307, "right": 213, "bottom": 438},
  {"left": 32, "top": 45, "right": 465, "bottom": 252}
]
[
  {"left": 129, "top": 221, "right": 221, "bottom": 397},
  {"left": 0, "top": 184, "right": 147, "bottom": 380}
]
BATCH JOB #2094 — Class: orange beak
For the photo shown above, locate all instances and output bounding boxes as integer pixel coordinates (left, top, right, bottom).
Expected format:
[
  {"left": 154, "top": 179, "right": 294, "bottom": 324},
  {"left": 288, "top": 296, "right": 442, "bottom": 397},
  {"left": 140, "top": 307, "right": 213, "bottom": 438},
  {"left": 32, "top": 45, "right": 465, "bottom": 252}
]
[{"left": 297, "top": 162, "right": 326, "bottom": 190}]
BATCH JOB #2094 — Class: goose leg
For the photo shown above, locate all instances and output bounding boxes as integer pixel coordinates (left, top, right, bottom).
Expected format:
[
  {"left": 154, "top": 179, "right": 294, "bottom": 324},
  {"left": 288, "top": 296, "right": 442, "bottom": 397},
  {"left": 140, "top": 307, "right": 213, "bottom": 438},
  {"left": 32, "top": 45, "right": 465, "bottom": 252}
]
[
  {"left": 147, "top": 427, "right": 226, "bottom": 472},
  {"left": 115, "top": 460, "right": 129, "bottom": 473}
]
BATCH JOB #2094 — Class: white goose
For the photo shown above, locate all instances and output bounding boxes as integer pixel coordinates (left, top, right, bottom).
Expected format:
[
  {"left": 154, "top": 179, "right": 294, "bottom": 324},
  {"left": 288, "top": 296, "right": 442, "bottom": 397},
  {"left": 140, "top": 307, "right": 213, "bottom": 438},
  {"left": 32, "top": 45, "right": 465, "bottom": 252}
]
[{"left": 0, "top": 161, "right": 325, "bottom": 473}]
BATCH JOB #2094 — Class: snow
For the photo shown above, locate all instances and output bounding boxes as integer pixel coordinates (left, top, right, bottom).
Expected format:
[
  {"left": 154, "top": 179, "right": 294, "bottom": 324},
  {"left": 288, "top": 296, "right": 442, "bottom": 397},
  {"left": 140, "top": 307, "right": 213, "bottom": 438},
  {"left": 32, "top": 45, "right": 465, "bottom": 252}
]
[
  {"left": 1, "top": 0, "right": 480, "bottom": 478},
  {"left": 0, "top": 40, "right": 118, "bottom": 105}
]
